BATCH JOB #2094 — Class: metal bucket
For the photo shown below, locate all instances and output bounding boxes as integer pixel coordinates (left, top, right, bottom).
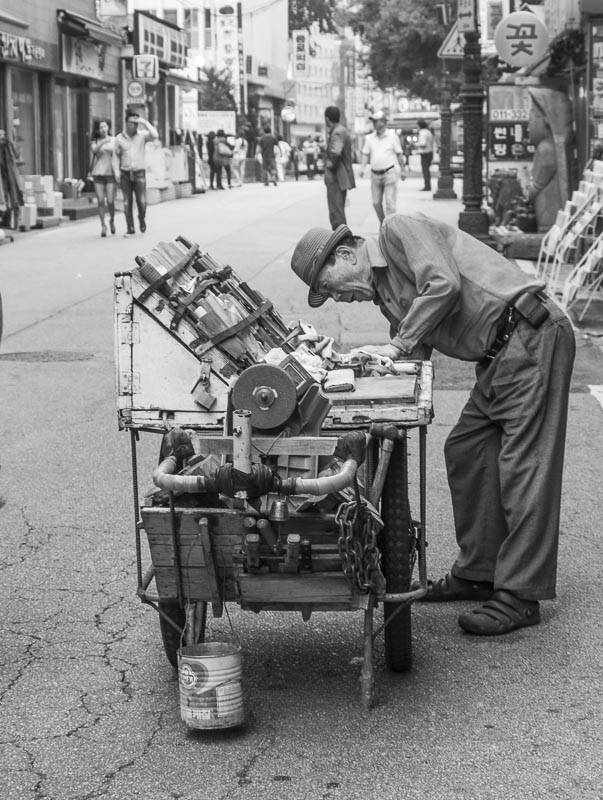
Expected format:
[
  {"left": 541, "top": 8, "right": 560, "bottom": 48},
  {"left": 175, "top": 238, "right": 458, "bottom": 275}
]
[{"left": 178, "top": 642, "right": 244, "bottom": 729}]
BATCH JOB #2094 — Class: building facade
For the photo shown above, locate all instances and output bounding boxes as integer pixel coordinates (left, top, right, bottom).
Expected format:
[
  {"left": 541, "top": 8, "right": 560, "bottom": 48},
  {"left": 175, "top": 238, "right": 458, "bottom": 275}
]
[{"left": 0, "top": 1, "right": 122, "bottom": 182}]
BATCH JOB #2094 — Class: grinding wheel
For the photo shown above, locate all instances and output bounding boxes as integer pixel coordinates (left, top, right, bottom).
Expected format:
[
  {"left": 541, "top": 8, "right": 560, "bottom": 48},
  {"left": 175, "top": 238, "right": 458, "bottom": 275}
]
[{"left": 232, "top": 364, "right": 297, "bottom": 429}]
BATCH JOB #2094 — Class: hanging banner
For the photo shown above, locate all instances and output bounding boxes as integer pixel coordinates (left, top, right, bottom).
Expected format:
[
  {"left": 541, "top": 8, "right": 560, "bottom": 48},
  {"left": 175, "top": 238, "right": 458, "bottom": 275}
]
[
  {"left": 292, "top": 30, "right": 308, "bottom": 77},
  {"left": 494, "top": 11, "right": 549, "bottom": 67}
]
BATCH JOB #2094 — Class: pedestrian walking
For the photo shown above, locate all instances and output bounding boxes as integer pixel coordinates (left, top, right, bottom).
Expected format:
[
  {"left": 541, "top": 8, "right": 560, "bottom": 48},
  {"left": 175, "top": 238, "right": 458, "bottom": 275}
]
[
  {"left": 417, "top": 118, "right": 435, "bottom": 192},
  {"left": 89, "top": 119, "right": 117, "bottom": 237},
  {"left": 359, "top": 111, "right": 406, "bottom": 224},
  {"left": 290, "top": 213, "right": 575, "bottom": 636},
  {"left": 214, "top": 129, "right": 233, "bottom": 189},
  {"left": 323, "top": 106, "right": 355, "bottom": 230},
  {"left": 206, "top": 131, "right": 219, "bottom": 189},
  {"left": 257, "top": 125, "right": 279, "bottom": 186},
  {"left": 231, "top": 130, "right": 247, "bottom": 187},
  {"left": 276, "top": 136, "right": 291, "bottom": 183},
  {"left": 114, "top": 110, "right": 158, "bottom": 235},
  {"left": 302, "top": 135, "right": 318, "bottom": 180}
]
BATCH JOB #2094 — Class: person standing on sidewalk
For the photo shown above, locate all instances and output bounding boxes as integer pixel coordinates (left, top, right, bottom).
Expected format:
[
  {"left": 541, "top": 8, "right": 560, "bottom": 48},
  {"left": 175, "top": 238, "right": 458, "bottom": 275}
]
[
  {"left": 417, "top": 118, "right": 435, "bottom": 192},
  {"left": 323, "top": 106, "right": 355, "bottom": 230},
  {"left": 114, "top": 110, "right": 158, "bottom": 235},
  {"left": 289, "top": 213, "right": 575, "bottom": 637},
  {"left": 90, "top": 120, "right": 117, "bottom": 237},
  {"left": 359, "top": 111, "right": 406, "bottom": 224},
  {"left": 257, "top": 125, "right": 279, "bottom": 186}
]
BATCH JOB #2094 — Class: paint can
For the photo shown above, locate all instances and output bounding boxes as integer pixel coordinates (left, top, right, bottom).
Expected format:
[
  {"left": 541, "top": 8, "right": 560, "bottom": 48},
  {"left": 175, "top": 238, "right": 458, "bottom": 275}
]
[{"left": 178, "top": 642, "right": 244, "bottom": 729}]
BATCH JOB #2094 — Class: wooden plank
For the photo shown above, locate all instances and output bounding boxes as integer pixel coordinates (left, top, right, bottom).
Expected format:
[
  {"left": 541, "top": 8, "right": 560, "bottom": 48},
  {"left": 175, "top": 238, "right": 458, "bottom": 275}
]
[
  {"left": 237, "top": 572, "right": 352, "bottom": 605},
  {"left": 199, "top": 517, "right": 222, "bottom": 608},
  {"left": 189, "top": 435, "right": 337, "bottom": 457}
]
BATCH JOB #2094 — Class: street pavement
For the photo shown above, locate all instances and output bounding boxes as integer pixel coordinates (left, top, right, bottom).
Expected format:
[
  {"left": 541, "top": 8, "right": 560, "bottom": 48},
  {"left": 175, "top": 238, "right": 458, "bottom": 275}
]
[{"left": 1, "top": 170, "right": 603, "bottom": 800}]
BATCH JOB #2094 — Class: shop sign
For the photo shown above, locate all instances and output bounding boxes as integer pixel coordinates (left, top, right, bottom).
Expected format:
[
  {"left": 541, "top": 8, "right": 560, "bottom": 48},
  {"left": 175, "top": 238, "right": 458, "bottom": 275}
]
[
  {"left": 127, "top": 80, "right": 145, "bottom": 99},
  {"left": 487, "top": 84, "right": 533, "bottom": 161},
  {"left": 133, "top": 54, "right": 159, "bottom": 84},
  {"left": 0, "top": 30, "right": 46, "bottom": 63},
  {"left": 494, "top": 11, "right": 549, "bottom": 67},
  {"left": 61, "top": 35, "right": 107, "bottom": 81},
  {"left": 197, "top": 110, "right": 236, "bottom": 136},
  {"left": 457, "top": 0, "right": 477, "bottom": 34},
  {"left": 134, "top": 10, "right": 188, "bottom": 70},
  {"left": 98, "top": 0, "right": 128, "bottom": 15},
  {"left": 292, "top": 30, "right": 308, "bottom": 77}
]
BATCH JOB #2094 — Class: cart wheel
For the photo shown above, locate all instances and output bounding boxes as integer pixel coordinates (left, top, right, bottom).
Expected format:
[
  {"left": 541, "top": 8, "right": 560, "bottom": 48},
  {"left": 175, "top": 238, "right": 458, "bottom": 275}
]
[
  {"left": 380, "top": 436, "right": 414, "bottom": 672},
  {"left": 158, "top": 601, "right": 207, "bottom": 668}
]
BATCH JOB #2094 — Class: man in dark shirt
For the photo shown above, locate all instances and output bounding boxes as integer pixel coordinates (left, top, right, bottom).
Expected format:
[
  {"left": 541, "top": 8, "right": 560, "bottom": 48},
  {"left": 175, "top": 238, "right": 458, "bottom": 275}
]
[
  {"left": 290, "top": 213, "right": 575, "bottom": 636},
  {"left": 257, "top": 125, "right": 279, "bottom": 186},
  {"left": 324, "top": 106, "right": 355, "bottom": 229}
]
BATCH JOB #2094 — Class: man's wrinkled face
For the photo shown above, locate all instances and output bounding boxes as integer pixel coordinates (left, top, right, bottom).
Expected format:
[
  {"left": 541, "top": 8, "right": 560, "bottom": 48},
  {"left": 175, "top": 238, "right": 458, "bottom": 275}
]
[{"left": 315, "top": 246, "right": 374, "bottom": 304}]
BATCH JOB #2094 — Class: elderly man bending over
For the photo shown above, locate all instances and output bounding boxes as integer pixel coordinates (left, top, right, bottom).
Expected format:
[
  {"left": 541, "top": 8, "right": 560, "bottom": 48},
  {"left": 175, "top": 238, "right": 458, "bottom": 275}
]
[{"left": 290, "top": 214, "right": 575, "bottom": 637}]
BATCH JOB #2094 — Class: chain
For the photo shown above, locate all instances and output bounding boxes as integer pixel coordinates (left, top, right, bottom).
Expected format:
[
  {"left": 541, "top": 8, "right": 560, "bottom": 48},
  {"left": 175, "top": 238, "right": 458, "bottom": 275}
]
[{"left": 336, "top": 479, "right": 385, "bottom": 595}]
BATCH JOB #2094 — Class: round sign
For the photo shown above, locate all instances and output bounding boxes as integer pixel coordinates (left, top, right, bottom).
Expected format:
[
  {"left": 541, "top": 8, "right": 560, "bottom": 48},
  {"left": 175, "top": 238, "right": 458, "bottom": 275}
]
[
  {"left": 281, "top": 107, "right": 296, "bottom": 123},
  {"left": 494, "top": 12, "right": 549, "bottom": 68},
  {"left": 127, "top": 80, "right": 145, "bottom": 99}
]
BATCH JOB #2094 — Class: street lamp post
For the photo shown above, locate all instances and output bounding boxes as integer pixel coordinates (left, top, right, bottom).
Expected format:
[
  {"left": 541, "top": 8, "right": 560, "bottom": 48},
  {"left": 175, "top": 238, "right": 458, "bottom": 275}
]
[
  {"left": 434, "top": 70, "right": 457, "bottom": 199},
  {"left": 457, "top": 30, "right": 492, "bottom": 242}
]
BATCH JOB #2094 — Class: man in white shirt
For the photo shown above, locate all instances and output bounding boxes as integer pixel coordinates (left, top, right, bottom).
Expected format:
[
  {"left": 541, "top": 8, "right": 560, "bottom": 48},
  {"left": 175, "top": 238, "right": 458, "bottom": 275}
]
[
  {"left": 416, "top": 118, "right": 435, "bottom": 192},
  {"left": 360, "top": 110, "right": 406, "bottom": 224},
  {"left": 114, "top": 110, "right": 158, "bottom": 235}
]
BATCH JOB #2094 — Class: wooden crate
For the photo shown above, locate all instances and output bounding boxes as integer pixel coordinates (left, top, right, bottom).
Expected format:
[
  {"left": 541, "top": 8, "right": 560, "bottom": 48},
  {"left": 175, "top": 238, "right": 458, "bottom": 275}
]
[{"left": 141, "top": 506, "right": 342, "bottom": 605}]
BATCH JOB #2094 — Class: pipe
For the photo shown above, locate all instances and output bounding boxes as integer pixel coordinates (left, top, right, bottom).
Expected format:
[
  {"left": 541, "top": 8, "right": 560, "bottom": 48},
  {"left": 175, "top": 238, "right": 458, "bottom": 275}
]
[
  {"left": 283, "top": 457, "right": 358, "bottom": 496},
  {"left": 152, "top": 455, "right": 206, "bottom": 493},
  {"left": 232, "top": 409, "right": 252, "bottom": 474},
  {"left": 153, "top": 454, "right": 359, "bottom": 498}
]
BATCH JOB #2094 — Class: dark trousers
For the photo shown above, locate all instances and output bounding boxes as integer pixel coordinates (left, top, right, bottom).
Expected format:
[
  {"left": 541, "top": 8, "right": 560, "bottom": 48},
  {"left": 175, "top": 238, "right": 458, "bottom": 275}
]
[
  {"left": 262, "top": 157, "right": 277, "bottom": 184},
  {"left": 420, "top": 152, "right": 433, "bottom": 189},
  {"left": 120, "top": 169, "right": 146, "bottom": 231},
  {"left": 444, "top": 301, "right": 575, "bottom": 600},
  {"left": 209, "top": 158, "right": 217, "bottom": 188},
  {"left": 325, "top": 180, "right": 347, "bottom": 229}
]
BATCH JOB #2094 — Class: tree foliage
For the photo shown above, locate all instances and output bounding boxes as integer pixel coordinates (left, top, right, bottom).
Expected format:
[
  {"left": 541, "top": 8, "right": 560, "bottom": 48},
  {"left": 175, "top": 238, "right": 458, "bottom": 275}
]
[
  {"left": 289, "top": 0, "right": 337, "bottom": 33},
  {"left": 350, "top": 0, "right": 462, "bottom": 103},
  {"left": 199, "top": 66, "right": 237, "bottom": 111}
]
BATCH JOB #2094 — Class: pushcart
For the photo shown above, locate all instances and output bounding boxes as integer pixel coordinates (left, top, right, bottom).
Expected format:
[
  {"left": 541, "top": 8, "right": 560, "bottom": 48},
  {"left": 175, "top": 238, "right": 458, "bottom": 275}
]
[{"left": 114, "top": 237, "right": 433, "bottom": 709}]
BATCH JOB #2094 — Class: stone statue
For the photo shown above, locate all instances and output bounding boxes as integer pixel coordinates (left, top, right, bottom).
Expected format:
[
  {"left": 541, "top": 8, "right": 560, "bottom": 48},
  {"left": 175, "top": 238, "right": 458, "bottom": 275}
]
[{"left": 527, "top": 86, "right": 573, "bottom": 232}]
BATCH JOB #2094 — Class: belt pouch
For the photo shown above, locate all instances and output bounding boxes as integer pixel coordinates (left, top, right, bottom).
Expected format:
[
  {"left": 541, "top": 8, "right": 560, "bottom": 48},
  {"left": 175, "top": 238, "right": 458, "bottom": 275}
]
[{"left": 513, "top": 292, "right": 549, "bottom": 328}]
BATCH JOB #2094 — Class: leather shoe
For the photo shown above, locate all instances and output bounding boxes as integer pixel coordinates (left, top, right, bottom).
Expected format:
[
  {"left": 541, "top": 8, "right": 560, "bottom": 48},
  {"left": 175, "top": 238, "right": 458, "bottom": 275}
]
[{"left": 139, "top": 220, "right": 146, "bottom": 233}]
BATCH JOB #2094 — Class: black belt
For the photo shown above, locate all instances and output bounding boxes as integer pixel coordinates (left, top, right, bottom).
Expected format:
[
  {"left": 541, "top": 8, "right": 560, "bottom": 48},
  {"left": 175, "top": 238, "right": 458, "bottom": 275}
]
[
  {"left": 371, "top": 165, "right": 394, "bottom": 175},
  {"left": 121, "top": 169, "right": 146, "bottom": 178},
  {"left": 480, "top": 290, "right": 550, "bottom": 365}
]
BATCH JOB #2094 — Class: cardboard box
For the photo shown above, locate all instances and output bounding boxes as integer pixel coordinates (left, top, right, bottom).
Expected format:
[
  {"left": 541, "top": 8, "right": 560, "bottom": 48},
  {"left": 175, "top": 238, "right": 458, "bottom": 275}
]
[
  {"left": 21, "top": 203, "right": 37, "bottom": 228},
  {"left": 34, "top": 175, "right": 54, "bottom": 194},
  {"left": 53, "top": 192, "right": 63, "bottom": 217},
  {"left": 35, "top": 191, "right": 55, "bottom": 209}
]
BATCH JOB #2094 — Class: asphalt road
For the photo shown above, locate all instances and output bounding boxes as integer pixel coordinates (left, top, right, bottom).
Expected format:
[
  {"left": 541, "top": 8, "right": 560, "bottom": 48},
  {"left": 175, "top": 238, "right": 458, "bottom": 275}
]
[{"left": 1, "top": 173, "right": 603, "bottom": 800}]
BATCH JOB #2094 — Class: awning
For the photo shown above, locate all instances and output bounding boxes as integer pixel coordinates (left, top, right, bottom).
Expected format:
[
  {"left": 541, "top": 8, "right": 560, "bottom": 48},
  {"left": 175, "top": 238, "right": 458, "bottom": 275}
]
[
  {"left": 57, "top": 9, "right": 123, "bottom": 46},
  {"left": 162, "top": 70, "right": 204, "bottom": 92}
]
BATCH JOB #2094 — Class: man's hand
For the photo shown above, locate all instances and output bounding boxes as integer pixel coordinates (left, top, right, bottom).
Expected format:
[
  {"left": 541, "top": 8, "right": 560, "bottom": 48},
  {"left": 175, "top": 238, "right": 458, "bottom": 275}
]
[{"left": 351, "top": 344, "right": 401, "bottom": 361}]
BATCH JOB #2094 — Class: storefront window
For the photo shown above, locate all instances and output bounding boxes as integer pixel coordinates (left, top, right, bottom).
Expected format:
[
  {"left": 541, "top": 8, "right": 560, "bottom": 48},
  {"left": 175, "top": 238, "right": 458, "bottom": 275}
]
[{"left": 9, "top": 67, "right": 38, "bottom": 173}]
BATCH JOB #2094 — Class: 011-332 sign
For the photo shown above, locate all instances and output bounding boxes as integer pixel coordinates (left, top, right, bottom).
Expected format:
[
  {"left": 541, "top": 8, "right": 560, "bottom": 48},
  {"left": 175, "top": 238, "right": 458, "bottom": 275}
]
[{"left": 494, "top": 11, "right": 549, "bottom": 68}]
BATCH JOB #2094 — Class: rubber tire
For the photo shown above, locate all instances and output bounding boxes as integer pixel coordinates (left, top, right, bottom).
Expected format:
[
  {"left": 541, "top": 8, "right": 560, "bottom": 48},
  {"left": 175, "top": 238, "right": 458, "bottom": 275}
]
[
  {"left": 380, "top": 437, "right": 414, "bottom": 672},
  {"left": 158, "top": 601, "right": 207, "bottom": 669}
]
